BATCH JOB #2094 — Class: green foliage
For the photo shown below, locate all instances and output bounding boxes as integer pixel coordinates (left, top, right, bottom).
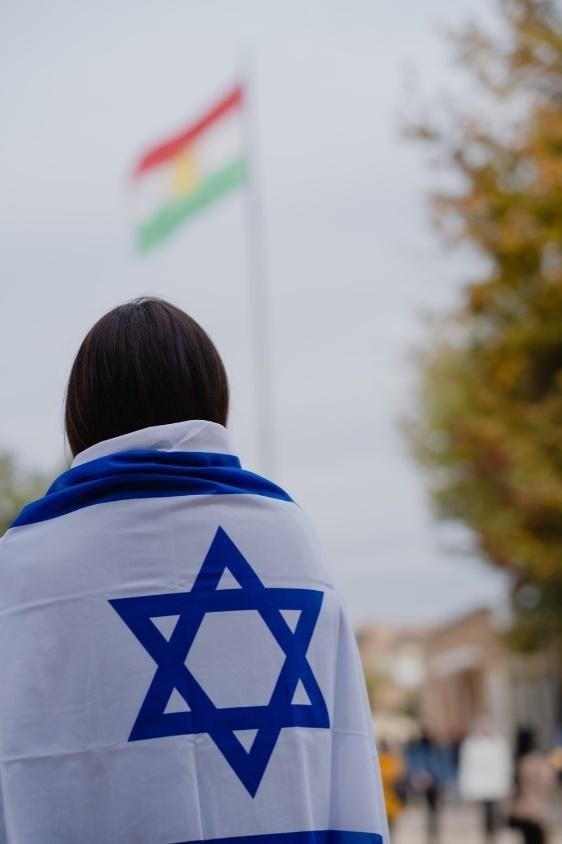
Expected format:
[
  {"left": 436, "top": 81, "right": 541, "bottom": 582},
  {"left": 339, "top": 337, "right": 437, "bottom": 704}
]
[
  {"left": 408, "top": 0, "right": 562, "bottom": 645},
  {"left": 0, "top": 453, "right": 50, "bottom": 537}
]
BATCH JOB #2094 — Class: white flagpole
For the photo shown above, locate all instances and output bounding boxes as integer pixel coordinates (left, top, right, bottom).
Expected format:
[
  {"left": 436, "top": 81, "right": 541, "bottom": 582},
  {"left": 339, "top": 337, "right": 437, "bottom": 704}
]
[{"left": 241, "top": 68, "right": 276, "bottom": 477}]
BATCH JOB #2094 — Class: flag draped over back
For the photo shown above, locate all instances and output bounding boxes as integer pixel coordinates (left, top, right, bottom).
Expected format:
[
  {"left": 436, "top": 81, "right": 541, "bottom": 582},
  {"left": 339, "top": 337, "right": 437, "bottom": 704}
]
[
  {"left": 0, "top": 421, "right": 388, "bottom": 844},
  {"left": 133, "top": 85, "right": 246, "bottom": 252}
]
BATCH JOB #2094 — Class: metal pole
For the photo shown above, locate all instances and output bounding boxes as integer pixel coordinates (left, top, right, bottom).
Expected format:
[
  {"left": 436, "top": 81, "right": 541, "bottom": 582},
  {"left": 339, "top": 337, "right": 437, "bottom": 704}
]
[{"left": 241, "top": 68, "right": 276, "bottom": 477}]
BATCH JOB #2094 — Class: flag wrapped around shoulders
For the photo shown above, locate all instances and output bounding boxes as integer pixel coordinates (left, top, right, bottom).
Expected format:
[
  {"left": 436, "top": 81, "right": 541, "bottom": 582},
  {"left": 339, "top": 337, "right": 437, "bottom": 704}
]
[{"left": 0, "top": 421, "right": 388, "bottom": 844}]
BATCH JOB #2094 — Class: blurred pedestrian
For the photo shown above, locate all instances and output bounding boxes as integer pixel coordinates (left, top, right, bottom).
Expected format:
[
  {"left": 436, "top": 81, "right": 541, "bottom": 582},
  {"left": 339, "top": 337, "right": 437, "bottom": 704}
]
[
  {"left": 407, "top": 729, "right": 450, "bottom": 844},
  {"left": 552, "top": 726, "right": 562, "bottom": 784},
  {"left": 458, "top": 718, "right": 512, "bottom": 841},
  {"left": 449, "top": 728, "right": 466, "bottom": 781},
  {"left": 507, "top": 727, "right": 557, "bottom": 844},
  {"left": 379, "top": 739, "right": 406, "bottom": 835}
]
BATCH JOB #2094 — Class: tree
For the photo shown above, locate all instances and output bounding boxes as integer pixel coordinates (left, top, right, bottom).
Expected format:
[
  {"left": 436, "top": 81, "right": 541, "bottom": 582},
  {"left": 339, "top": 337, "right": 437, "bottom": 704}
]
[
  {"left": 408, "top": 0, "right": 562, "bottom": 647},
  {"left": 0, "top": 453, "right": 50, "bottom": 537}
]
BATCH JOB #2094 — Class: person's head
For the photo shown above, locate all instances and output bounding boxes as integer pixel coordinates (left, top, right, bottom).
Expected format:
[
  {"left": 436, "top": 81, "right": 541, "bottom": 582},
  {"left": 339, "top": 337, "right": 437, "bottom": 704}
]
[{"left": 65, "top": 297, "right": 229, "bottom": 456}]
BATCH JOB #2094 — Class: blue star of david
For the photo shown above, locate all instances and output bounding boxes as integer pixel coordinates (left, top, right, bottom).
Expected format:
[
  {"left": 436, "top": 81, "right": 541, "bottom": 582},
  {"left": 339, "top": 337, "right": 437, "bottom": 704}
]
[{"left": 109, "top": 527, "right": 329, "bottom": 796}]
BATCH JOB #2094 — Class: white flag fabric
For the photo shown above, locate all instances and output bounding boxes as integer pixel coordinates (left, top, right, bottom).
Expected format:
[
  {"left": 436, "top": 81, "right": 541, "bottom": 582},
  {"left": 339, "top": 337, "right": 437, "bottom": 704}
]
[{"left": 0, "top": 421, "right": 388, "bottom": 844}]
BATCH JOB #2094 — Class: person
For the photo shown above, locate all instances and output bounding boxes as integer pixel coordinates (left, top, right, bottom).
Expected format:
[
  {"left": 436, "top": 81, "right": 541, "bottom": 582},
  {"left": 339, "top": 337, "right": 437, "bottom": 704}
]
[
  {"left": 458, "top": 718, "right": 512, "bottom": 842},
  {"left": 406, "top": 729, "right": 451, "bottom": 844},
  {"left": 507, "top": 727, "right": 557, "bottom": 844},
  {"left": 0, "top": 298, "right": 389, "bottom": 843},
  {"left": 552, "top": 726, "right": 562, "bottom": 783},
  {"left": 378, "top": 739, "right": 406, "bottom": 835}
]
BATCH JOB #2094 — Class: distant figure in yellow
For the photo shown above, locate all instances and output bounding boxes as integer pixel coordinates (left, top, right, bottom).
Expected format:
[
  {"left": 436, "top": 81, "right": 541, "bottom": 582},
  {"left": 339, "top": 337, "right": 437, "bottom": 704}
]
[{"left": 379, "top": 739, "right": 405, "bottom": 834}]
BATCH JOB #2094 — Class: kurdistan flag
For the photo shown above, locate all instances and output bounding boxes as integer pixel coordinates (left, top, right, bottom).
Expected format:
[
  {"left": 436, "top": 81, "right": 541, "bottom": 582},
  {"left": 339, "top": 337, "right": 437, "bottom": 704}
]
[{"left": 133, "top": 84, "right": 246, "bottom": 251}]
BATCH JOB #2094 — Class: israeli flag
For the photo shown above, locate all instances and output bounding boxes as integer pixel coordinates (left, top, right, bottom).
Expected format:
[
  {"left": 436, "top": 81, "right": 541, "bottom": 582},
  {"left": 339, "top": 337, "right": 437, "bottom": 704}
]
[{"left": 0, "top": 421, "right": 388, "bottom": 844}]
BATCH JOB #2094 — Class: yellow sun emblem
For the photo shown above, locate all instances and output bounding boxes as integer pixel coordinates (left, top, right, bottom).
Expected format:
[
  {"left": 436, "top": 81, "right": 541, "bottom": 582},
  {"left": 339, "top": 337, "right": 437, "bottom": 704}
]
[{"left": 171, "top": 148, "right": 199, "bottom": 196}]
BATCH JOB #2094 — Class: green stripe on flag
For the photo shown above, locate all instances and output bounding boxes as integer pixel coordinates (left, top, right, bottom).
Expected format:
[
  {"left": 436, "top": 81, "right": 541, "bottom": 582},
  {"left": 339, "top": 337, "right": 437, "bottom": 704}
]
[{"left": 138, "top": 157, "right": 247, "bottom": 251}]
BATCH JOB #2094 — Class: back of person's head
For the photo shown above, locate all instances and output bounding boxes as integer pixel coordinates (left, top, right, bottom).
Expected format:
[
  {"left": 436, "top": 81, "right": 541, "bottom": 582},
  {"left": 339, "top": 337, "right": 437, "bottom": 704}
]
[{"left": 65, "top": 297, "right": 229, "bottom": 456}]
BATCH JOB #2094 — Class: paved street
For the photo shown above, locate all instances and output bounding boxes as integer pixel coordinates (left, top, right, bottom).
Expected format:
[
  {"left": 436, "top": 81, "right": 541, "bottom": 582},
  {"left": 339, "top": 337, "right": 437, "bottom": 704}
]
[{"left": 392, "top": 801, "right": 562, "bottom": 844}]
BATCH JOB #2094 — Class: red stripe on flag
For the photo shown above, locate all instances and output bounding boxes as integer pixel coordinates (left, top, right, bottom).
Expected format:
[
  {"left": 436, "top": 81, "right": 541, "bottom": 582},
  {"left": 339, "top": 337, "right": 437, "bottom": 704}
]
[{"left": 133, "top": 84, "right": 244, "bottom": 178}]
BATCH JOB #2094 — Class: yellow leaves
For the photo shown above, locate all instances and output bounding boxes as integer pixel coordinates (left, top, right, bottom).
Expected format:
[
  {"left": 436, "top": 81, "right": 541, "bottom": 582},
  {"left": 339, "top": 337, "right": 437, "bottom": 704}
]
[
  {"left": 406, "top": 1, "right": 562, "bottom": 638},
  {"left": 495, "top": 355, "right": 524, "bottom": 388},
  {"left": 468, "top": 282, "right": 493, "bottom": 313},
  {"left": 411, "top": 6, "right": 562, "bottom": 266},
  {"left": 410, "top": 318, "right": 562, "bottom": 581},
  {"left": 541, "top": 242, "right": 562, "bottom": 282}
]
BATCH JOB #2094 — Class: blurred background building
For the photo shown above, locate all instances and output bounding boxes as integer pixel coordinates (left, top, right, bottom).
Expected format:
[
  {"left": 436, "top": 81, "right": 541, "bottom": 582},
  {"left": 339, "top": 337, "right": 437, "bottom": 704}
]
[{"left": 358, "top": 608, "right": 561, "bottom": 749}]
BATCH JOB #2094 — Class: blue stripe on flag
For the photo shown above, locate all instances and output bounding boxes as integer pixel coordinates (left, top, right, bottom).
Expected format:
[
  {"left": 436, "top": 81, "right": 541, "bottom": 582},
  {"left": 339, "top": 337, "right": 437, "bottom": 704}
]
[
  {"left": 11, "top": 450, "right": 293, "bottom": 528},
  {"left": 171, "top": 833, "right": 384, "bottom": 844}
]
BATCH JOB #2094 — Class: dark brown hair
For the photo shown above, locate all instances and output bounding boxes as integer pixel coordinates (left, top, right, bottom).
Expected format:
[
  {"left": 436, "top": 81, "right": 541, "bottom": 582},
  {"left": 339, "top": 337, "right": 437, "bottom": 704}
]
[{"left": 65, "top": 297, "right": 229, "bottom": 456}]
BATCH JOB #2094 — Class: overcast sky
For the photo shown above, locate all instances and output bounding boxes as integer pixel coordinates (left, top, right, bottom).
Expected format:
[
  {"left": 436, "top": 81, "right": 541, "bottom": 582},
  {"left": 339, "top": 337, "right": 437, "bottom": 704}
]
[{"left": 1, "top": 0, "right": 509, "bottom": 625}]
